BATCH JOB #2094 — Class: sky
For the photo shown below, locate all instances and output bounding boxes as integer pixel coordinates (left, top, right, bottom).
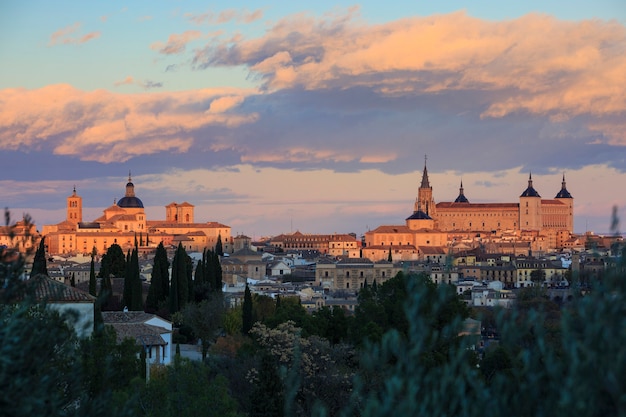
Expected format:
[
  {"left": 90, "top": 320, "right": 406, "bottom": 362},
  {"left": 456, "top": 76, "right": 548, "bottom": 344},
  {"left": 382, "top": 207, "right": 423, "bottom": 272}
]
[{"left": 1, "top": 1, "right": 625, "bottom": 239}]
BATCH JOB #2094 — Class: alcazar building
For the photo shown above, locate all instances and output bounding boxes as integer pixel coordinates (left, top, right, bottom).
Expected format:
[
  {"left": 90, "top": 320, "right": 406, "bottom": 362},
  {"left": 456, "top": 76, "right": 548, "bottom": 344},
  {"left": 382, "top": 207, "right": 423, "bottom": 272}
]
[
  {"left": 42, "top": 174, "right": 231, "bottom": 256},
  {"left": 364, "top": 162, "right": 575, "bottom": 261}
]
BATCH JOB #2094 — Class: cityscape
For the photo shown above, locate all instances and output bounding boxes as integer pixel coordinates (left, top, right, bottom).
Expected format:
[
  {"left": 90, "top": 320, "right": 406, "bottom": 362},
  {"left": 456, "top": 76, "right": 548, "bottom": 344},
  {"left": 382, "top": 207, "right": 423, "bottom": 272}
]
[{"left": 1, "top": 1, "right": 625, "bottom": 416}]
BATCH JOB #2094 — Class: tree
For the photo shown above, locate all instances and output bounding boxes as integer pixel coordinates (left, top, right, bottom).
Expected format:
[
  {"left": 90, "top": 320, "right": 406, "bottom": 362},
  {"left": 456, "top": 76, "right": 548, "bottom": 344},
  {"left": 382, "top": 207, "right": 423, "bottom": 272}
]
[
  {"left": 215, "top": 234, "right": 224, "bottom": 256},
  {"left": 89, "top": 250, "right": 97, "bottom": 297},
  {"left": 170, "top": 243, "right": 189, "bottom": 314},
  {"left": 123, "top": 250, "right": 132, "bottom": 309},
  {"left": 130, "top": 246, "right": 143, "bottom": 310},
  {"left": 387, "top": 247, "right": 392, "bottom": 262},
  {"left": 0, "top": 209, "right": 138, "bottom": 417},
  {"left": 140, "top": 359, "right": 241, "bottom": 417},
  {"left": 182, "top": 295, "right": 225, "bottom": 360},
  {"left": 99, "top": 244, "right": 126, "bottom": 279},
  {"left": 249, "top": 354, "right": 284, "bottom": 417},
  {"left": 242, "top": 283, "right": 254, "bottom": 335},
  {"left": 30, "top": 235, "right": 47, "bottom": 277},
  {"left": 146, "top": 242, "right": 170, "bottom": 312}
]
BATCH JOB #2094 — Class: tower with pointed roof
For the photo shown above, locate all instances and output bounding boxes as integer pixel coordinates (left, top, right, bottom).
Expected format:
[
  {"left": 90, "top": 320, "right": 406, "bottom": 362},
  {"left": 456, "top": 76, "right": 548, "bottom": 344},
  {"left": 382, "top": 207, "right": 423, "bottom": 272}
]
[
  {"left": 454, "top": 181, "right": 469, "bottom": 203},
  {"left": 416, "top": 156, "right": 437, "bottom": 218},
  {"left": 554, "top": 173, "right": 574, "bottom": 232},
  {"left": 66, "top": 186, "right": 82, "bottom": 225},
  {"left": 519, "top": 173, "right": 542, "bottom": 231}
]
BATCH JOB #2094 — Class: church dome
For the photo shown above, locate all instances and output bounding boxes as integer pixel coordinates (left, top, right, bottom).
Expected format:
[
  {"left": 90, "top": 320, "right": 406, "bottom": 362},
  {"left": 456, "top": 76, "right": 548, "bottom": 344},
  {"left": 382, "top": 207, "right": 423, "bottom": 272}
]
[
  {"left": 118, "top": 196, "right": 144, "bottom": 208},
  {"left": 117, "top": 172, "right": 144, "bottom": 208}
]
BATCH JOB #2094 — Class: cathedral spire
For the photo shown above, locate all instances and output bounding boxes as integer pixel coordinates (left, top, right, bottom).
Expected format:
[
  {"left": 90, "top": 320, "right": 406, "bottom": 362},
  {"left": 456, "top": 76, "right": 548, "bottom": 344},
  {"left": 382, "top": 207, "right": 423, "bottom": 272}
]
[{"left": 420, "top": 155, "right": 430, "bottom": 189}]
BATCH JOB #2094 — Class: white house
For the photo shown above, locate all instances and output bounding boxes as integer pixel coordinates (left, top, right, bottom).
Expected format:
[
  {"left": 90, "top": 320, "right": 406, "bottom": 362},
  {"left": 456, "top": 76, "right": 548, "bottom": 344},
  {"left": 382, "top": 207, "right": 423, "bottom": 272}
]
[
  {"left": 266, "top": 260, "right": 292, "bottom": 277},
  {"left": 102, "top": 311, "right": 173, "bottom": 365},
  {"left": 33, "top": 275, "right": 96, "bottom": 338}
]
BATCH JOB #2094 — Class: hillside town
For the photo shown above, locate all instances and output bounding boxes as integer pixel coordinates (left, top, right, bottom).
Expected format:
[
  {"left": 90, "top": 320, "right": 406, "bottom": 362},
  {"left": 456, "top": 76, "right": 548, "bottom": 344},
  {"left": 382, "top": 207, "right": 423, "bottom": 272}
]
[{"left": 1, "top": 166, "right": 624, "bottom": 416}]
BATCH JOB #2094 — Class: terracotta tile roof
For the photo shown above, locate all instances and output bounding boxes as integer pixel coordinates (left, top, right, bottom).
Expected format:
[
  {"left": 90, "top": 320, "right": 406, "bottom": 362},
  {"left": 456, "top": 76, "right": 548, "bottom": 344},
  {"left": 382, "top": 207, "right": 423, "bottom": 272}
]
[
  {"left": 31, "top": 275, "right": 96, "bottom": 303},
  {"left": 367, "top": 225, "right": 412, "bottom": 233},
  {"left": 102, "top": 311, "right": 171, "bottom": 347},
  {"left": 437, "top": 202, "right": 519, "bottom": 209}
]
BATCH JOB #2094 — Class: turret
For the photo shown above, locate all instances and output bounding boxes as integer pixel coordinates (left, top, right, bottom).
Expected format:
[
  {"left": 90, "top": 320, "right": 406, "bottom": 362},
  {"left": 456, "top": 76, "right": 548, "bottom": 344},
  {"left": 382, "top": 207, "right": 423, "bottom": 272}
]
[
  {"left": 454, "top": 180, "right": 469, "bottom": 203},
  {"left": 519, "top": 173, "right": 542, "bottom": 231}
]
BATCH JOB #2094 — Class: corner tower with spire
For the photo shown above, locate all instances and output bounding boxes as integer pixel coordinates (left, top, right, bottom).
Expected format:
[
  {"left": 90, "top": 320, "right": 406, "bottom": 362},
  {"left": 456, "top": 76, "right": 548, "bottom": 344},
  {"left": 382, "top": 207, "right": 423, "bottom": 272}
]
[{"left": 519, "top": 173, "right": 542, "bottom": 231}]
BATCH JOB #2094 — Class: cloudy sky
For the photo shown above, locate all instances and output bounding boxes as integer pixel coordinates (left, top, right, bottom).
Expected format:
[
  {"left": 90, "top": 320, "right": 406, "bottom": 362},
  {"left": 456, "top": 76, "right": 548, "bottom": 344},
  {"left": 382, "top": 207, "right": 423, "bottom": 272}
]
[{"left": 1, "top": 1, "right": 625, "bottom": 238}]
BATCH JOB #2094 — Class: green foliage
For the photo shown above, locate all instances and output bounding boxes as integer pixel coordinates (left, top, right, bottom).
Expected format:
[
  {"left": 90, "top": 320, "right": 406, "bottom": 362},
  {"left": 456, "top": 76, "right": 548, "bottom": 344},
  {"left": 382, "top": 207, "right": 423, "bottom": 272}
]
[
  {"left": 249, "top": 353, "right": 284, "bottom": 417},
  {"left": 265, "top": 296, "right": 308, "bottom": 330},
  {"left": 182, "top": 294, "right": 226, "bottom": 360},
  {"left": 30, "top": 235, "right": 48, "bottom": 277},
  {"left": 223, "top": 304, "right": 243, "bottom": 336},
  {"left": 242, "top": 283, "right": 253, "bottom": 335},
  {"left": 170, "top": 243, "right": 189, "bottom": 314},
  {"left": 130, "top": 246, "right": 143, "bottom": 310},
  {"left": 0, "top": 210, "right": 138, "bottom": 416},
  {"left": 140, "top": 359, "right": 242, "bottom": 417},
  {"left": 215, "top": 234, "right": 224, "bottom": 256},
  {"left": 80, "top": 326, "right": 142, "bottom": 397},
  {"left": 89, "top": 253, "right": 97, "bottom": 296},
  {"left": 146, "top": 242, "right": 169, "bottom": 312},
  {"left": 99, "top": 243, "right": 126, "bottom": 279}
]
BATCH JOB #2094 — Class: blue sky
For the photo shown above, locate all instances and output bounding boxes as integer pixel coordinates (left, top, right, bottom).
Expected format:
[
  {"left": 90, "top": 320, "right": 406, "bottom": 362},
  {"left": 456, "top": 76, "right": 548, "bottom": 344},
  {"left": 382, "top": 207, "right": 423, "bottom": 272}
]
[{"left": 1, "top": 1, "right": 625, "bottom": 238}]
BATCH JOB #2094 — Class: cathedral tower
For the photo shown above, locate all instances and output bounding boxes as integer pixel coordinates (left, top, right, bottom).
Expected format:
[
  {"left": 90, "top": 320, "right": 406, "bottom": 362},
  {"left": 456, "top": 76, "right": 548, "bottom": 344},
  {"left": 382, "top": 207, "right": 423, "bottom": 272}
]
[
  {"left": 416, "top": 157, "right": 437, "bottom": 218},
  {"left": 66, "top": 186, "right": 82, "bottom": 225}
]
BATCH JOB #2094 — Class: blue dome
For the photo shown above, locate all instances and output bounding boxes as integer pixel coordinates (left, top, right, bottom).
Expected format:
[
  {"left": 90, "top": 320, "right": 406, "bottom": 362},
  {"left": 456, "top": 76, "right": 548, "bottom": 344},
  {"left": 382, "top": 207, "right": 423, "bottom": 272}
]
[
  {"left": 118, "top": 196, "right": 144, "bottom": 208},
  {"left": 118, "top": 173, "right": 144, "bottom": 208}
]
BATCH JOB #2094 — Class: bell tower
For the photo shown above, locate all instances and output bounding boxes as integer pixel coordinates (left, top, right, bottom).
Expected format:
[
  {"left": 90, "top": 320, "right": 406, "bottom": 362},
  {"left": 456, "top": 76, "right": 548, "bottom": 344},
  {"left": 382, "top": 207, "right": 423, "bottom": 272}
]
[{"left": 67, "top": 186, "right": 82, "bottom": 225}]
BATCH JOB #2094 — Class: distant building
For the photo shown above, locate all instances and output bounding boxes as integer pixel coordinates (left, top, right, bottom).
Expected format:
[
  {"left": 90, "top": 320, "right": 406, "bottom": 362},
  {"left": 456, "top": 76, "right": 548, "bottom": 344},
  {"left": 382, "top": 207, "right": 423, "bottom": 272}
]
[
  {"left": 364, "top": 160, "right": 576, "bottom": 260},
  {"left": 269, "top": 231, "right": 361, "bottom": 256},
  {"left": 41, "top": 173, "right": 231, "bottom": 256},
  {"left": 315, "top": 257, "right": 401, "bottom": 291}
]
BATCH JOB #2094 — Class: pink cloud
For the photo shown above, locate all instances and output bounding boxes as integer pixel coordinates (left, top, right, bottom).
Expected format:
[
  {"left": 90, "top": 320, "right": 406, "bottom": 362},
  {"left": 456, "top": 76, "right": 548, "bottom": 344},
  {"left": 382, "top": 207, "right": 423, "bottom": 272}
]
[
  {"left": 48, "top": 22, "right": 101, "bottom": 46},
  {"left": 186, "top": 8, "right": 263, "bottom": 25},
  {"left": 193, "top": 10, "right": 626, "bottom": 145},
  {"left": 151, "top": 30, "right": 203, "bottom": 55},
  {"left": 0, "top": 85, "right": 258, "bottom": 163}
]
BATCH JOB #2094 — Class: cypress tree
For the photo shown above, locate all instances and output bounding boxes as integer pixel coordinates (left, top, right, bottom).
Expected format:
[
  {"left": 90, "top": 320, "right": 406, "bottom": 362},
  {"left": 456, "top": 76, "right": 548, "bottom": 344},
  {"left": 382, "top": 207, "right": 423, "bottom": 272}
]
[
  {"left": 123, "top": 250, "right": 132, "bottom": 310},
  {"left": 170, "top": 243, "right": 188, "bottom": 313},
  {"left": 31, "top": 236, "right": 48, "bottom": 277},
  {"left": 169, "top": 262, "right": 179, "bottom": 315},
  {"left": 146, "top": 256, "right": 164, "bottom": 312},
  {"left": 212, "top": 250, "right": 223, "bottom": 292},
  {"left": 155, "top": 242, "right": 170, "bottom": 301},
  {"left": 186, "top": 254, "right": 194, "bottom": 303},
  {"left": 130, "top": 246, "right": 143, "bottom": 311},
  {"left": 242, "top": 283, "right": 253, "bottom": 335},
  {"left": 387, "top": 247, "right": 392, "bottom": 262},
  {"left": 89, "top": 254, "right": 97, "bottom": 297},
  {"left": 215, "top": 234, "right": 223, "bottom": 256}
]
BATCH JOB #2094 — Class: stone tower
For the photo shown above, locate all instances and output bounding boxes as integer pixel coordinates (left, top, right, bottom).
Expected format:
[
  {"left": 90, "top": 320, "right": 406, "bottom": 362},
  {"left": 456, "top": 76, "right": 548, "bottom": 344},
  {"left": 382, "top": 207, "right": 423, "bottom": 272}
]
[
  {"left": 519, "top": 173, "right": 542, "bottom": 231},
  {"left": 416, "top": 157, "right": 437, "bottom": 218},
  {"left": 66, "top": 186, "right": 82, "bottom": 225},
  {"left": 554, "top": 173, "right": 574, "bottom": 233}
]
